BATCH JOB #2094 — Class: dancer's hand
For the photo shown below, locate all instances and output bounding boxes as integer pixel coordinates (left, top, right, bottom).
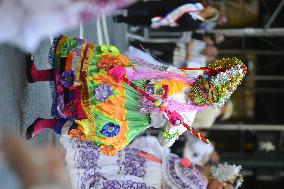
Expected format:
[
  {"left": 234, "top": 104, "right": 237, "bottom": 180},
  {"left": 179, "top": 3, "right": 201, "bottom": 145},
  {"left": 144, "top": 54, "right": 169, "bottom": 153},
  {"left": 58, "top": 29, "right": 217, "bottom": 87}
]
[
  {"left": 167, "top": 111, "right": 183, "bottom": 126},
  {"left": 108, "top": 66, "right": 127, "bottom": 83}
]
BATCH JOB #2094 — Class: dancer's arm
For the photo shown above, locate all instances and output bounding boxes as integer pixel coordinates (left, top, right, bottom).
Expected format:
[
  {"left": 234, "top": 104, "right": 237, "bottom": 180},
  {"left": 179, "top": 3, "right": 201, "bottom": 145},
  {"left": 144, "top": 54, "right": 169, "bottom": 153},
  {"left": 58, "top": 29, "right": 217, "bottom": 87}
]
[{"left": 158, "top": 119, "right": 187, "bottom": 148}]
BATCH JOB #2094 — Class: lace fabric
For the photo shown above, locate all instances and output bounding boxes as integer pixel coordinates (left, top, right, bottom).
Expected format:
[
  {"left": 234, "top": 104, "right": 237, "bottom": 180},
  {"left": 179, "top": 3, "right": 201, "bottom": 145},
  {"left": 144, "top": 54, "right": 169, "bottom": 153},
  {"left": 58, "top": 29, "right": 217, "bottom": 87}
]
[
  {"left": 162, "top": 154, "right": 208, "bottom": 189},
  {"left": 61, "top": 136, "right": 208, "bottom": 189}
]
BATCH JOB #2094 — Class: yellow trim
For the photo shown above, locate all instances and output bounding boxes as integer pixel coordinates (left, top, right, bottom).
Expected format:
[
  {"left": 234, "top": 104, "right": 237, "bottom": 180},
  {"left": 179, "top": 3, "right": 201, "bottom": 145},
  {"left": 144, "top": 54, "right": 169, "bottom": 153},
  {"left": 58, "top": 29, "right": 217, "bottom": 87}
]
[
  {"left": 79, "top": 44, "right": 97, "bottom": 139},
  {"left": 154, "top": 79, "right": 188, "bottom": 96}
]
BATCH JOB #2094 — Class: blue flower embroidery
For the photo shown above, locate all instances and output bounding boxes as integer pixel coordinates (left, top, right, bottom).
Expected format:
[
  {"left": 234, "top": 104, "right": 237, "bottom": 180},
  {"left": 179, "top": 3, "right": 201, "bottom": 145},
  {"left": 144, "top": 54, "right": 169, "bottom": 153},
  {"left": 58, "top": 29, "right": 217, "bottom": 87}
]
[{"left": 101, "top": 122, "right": 120, "bottom": 137}]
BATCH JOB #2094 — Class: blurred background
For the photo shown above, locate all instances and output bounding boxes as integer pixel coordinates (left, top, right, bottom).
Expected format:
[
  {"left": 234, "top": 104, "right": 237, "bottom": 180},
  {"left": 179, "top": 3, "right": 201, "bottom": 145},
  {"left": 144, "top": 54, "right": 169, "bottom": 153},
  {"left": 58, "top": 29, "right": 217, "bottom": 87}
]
[{"left": 0, "top": 0, "right": 284, "bottom": 188}]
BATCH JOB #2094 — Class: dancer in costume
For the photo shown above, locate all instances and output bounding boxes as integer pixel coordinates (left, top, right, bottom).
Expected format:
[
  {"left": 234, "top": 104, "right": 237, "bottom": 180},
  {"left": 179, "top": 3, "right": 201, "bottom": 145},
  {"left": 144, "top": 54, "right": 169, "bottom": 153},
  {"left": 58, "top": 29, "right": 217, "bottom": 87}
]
[
  {"left": 61, "top": 135, "right": 243, "bottom": 189},
  {"left": 26, "top": 35, "right": 246, "bottom": 156}
]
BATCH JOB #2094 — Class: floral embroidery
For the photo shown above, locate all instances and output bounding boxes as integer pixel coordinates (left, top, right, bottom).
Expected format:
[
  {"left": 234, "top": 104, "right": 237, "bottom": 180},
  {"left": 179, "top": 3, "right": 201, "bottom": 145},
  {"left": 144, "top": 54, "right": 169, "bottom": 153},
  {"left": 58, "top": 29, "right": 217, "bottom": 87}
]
[
  {"left": 102, "top": 180, "right": 152, "bottom": 189},
  {"left": 117, "top": 149, "right": 146, "bottom": 177},
  {"left": 164, "top": 155, "right": 207, "bottom": 189},
  {"left": 60, "top": 70, "right": 75, "bottom": 88},
  {"left": 65, "top": 139, "right": 156, "bottom": 189},
  {"left": 101, "top": 122, "right": 120, "bottom": 137},
  {"left": 95, "top": 84, "right": 113, "bottom": 102},
  {"left": 71, "top": 141, "right": 100, "bottom": 170}
]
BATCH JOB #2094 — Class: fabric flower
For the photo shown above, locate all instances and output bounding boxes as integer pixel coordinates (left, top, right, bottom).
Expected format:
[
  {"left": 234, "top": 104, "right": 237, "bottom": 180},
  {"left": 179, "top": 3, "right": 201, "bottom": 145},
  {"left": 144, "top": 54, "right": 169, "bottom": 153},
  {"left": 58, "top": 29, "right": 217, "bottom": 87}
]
[
  {"left": 99, "top": 145, "right": 117, "bottom": 156},
  {"left": 68, "top": 128, "right": 86, "bottom": 140},
  {"left": 145, "top": 84, "right": 155, "bottom": 95},
  {"left": 95, "top": 84, "right": 113, "bottom": 102},
  {"left": 60, "top": 70, "right": 75, "bottom": 88},
  {"left": 211, "top": 163, "right": 242, "bottom": 183},
  {"left": 100, "top": 45, "right": 120, "bottom": 56},
  {"left": 97, "top": 54, "right": 131, "bottom": 71},
  {"left": 97, "top": 55, "right": 114, "bottom": 70},
  {"left": 101, "top": 122, "right": 120, "bottom": 137}
]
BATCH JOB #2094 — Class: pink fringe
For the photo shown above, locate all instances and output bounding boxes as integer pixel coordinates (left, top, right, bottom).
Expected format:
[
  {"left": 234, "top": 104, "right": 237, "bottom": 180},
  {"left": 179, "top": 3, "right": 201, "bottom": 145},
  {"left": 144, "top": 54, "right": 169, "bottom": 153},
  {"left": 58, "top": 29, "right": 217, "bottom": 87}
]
[
  {"left": 164, "top": 98, "right": 209, "bottom": 112},
  {"left": 127, "top": 70, "right": 196, "bottom": 85}
]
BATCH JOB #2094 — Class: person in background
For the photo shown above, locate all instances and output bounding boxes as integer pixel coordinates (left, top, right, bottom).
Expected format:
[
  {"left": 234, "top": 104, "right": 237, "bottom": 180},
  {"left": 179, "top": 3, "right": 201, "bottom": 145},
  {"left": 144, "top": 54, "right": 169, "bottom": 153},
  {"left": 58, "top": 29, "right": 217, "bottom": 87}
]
[
  {"left": 173, "top": 32, "right": 219, "bottom": 77},
  {"left": 114, "top": 0, "right": 219, "bottom": 32}
]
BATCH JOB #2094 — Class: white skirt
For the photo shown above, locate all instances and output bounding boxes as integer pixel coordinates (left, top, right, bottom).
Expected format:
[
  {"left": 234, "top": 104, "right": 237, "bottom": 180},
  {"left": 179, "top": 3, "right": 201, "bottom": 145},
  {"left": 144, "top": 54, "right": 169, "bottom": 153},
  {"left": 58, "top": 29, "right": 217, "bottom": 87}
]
[{"left": 61, "top": 135, "right": 168, "bottom": 189}]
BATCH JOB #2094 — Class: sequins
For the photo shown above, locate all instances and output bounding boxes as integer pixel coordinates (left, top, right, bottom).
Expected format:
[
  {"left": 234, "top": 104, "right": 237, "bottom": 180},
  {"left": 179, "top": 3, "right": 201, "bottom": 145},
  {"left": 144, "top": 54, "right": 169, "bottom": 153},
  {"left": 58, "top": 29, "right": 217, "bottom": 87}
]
[{"left": 189, "top": 58, "right": 247, "bottom": 107}]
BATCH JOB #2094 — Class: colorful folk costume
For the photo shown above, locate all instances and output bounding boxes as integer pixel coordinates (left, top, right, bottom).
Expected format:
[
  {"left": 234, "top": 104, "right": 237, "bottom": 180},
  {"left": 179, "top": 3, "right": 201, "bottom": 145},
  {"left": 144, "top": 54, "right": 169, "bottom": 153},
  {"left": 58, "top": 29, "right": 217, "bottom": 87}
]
[
  {"left": 61, "top": 135, "right": 243, "bottom": 189},
  {"left": 26, "top": 35, "right": 247, "bottom": 156}
]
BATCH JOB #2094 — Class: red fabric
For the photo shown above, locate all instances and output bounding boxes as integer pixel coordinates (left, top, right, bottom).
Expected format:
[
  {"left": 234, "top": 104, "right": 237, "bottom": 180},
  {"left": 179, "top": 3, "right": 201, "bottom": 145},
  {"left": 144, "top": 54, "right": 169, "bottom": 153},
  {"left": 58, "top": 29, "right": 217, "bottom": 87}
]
[
  {"left": 138, "top": 151, "right": 162, "bottom": 164},
  {"left": 31, "top": 64, "right": 53, "bottom": 81},
  {"left": 33, "top": 119, "right": 58, "bottom": 136},
  {"left": 63, "top": 99, "right": 87, "bottom": 119}
]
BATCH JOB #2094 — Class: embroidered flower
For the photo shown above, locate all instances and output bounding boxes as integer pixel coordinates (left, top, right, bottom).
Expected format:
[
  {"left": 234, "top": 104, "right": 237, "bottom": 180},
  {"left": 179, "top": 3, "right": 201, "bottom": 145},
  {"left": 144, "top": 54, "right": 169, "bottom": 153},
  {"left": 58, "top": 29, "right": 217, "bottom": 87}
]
[
  {"left": 60, "top": 70, "right": 75, "bottom": 88},
  {"left": 95, "top": 84, "right": 113, "bottom": 102},
  {"left": 117, "top": 149, "right": 146, "bottom": 177},
  {"left": 101, "top": 122, "right": 120, "bottom": 137}
]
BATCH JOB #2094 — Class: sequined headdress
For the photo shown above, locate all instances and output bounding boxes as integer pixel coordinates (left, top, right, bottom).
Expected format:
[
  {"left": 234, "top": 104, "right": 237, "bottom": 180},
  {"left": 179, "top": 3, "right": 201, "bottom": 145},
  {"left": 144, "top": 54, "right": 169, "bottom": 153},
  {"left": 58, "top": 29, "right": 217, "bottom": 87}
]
[{"left": 189, "top": 57, "right": 247, "bottom": 107}]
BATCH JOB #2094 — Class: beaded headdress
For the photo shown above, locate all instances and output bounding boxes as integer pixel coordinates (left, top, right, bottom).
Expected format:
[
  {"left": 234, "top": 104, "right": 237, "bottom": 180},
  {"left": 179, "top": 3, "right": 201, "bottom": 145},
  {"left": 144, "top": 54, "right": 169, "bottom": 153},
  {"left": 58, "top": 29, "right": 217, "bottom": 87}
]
[
  {"left": 189, "top": 57, "right": 247, "bottom": 107},
  {"left": 210, "top": 163, "right": 243, "bottom": 189}
]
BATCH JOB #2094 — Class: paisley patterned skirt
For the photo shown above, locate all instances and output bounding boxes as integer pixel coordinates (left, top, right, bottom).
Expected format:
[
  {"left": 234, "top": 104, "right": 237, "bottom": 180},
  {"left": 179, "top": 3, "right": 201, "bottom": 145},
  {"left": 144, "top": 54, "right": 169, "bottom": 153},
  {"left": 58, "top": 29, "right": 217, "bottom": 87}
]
[{"left": 49, "top": 35, "right": 151, "bottom": 155}]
